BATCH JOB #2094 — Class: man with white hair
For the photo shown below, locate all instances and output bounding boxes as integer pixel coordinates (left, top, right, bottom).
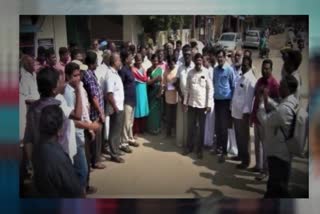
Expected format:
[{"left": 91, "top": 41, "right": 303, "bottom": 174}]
[
  {"left": 227, "top": 49, "right": 243, "bottom": 158},
  {"left": 19, "top": 55, "right": 40, "bottom": 140},
  {"left": 232, "top": 50, "right": 243, "bottom": 86},
  {"left": 96, "top": 51, "right": 112, "bottom": 93},
  {"left": 105, "top": 53, "right": 126, "bottom": 163},
  {"left": 96, "top": 51, "right": 112, "bottom": 155}
]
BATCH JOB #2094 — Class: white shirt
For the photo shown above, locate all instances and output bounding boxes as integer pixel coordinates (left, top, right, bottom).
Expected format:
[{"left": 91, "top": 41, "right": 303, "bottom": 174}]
[
  {"left": 184, "top": 66, "right": 213, "bottom": 108},
  {"left": 231, "top": 69, "right": 256, "bottom": 119},
  {"left": 178, "top": 50, "right": 183, "bottom": 61},
  {"left": 174, "top": 50, "right": 184, "bottom": 67},
  {"left": 56, "top": 94, "right": 77, "bottom": 163},
  {"left": 176, "top": 58, "right": 183, "bottom": 67},
  {"left": 142, "top": 56, "right": 152, "bottom": 71},
  {"left": 19, "top": 67, "right": 39, "bottom": 100},
  {"left": 177, "top": 62, "right": 195, "bottom": 95},
  {"left": 106, "top": 67, "right": 125, "bottom": 114},
  {"left": 64, "top": 83, "right": 90, "bottom": 146},
  {"left": 207, "top": 66, "right": 215, "bottom": 110},
  {"left": 19, "top": 67, "right": 40, "bottom": 139},
  {"left": 208, "top": 66, "right": 214, "bottom": 81},
  {"left": 96, "top": 63, "right": 111, "bottom": 94},
  {"left": 80, "top": 82, "right": 91, "bottom": 122},
  {"left": 208, "top": 63, "right": 218, "bottom": 81},
  {"left": 287, "top": 31, "right": 295, "bottom": 44},
  {"left": 232, "top": 64, "right": 242, "bottom": 86},
  {"left": 176, "top": 56, "right": 192, "bottom": 67},
  {"left": 95, "top": 50, "right": 103, "bottom": 65}
]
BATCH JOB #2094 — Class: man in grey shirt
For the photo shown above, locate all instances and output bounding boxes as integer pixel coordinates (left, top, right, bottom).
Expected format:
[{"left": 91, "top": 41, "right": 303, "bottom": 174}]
[{"left": 257, "top": 75, "right": 299, "bottom": 198}]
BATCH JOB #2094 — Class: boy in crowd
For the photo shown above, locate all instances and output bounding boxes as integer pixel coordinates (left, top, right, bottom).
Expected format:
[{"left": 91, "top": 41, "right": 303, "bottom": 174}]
[{"left": 64, "top": 62, "right": 100, "bottom": 194}]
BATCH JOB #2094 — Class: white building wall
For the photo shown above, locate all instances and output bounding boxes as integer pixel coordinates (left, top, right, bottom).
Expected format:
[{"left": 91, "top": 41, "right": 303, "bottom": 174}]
[
  {"left": 36, "top": 15, "right": 68, "bottom": 60},
  {"left": 0, "top": 0, "right": 19, "bottom": 89},
  {"left": 156, "top": 29, "right": 191, "bottom": 47},
  {"left": 123, "top": 15, "right": 143, "bottom": 45}
]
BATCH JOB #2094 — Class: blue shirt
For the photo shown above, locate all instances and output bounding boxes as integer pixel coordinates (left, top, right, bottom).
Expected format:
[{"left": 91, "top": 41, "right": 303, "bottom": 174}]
[
  {"left": 213, "top": 63, "right": 235, "bottom": 100},
  {"left": 119, "top": 65, "right": 136, "bottom": 107}
]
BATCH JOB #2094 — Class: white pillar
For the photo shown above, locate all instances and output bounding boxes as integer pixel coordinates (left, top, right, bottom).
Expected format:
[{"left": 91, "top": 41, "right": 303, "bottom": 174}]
[{"left": 123, "top": 16, "right": 142, "bottom": 45}]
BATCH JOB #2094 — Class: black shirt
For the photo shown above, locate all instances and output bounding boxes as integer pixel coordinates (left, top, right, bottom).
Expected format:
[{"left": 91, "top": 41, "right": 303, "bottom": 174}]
[
  {"left": 119, "top": 65, "right": 136, "bottom": 107},
  {"left": 32, "top": 137, "right": 83, "bottom": 198}
]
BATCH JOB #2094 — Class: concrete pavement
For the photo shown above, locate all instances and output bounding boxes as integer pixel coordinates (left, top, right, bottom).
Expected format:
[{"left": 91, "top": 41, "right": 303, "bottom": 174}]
[{"left": 89, "top": 133, "right": 308, "bottom": 199}]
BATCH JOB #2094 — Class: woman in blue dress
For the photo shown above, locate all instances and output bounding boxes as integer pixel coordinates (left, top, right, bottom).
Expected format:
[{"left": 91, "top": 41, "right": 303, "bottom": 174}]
[{"left": 132, "top": 53, "right": 149, "bottom": 135}]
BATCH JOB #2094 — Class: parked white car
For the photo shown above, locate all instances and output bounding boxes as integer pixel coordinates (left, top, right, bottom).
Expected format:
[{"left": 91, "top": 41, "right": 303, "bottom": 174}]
[
  {"left": 216, "top": 32, "right": 242, "bottom": 52},
  {"left": 243, "top": 30, "right": 262, "bottom": 49}
]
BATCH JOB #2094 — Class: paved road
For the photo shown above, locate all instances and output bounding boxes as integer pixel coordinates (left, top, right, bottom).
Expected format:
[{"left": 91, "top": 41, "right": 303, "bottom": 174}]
[
  {"left": 89, "top": 32, "right": 309, "bottom": 199},
  {"left": 248, "top": 32, "right": 309, "bottom": 100}
]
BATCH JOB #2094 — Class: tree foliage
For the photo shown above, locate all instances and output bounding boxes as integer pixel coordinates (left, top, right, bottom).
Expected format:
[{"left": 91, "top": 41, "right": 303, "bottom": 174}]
[{"left": 140, "top": 15, "right": 192, "bottom": 33}]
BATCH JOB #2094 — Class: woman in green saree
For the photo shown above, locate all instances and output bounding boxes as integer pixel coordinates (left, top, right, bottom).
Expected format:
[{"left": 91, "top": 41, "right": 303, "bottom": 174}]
[{"left": 146, "top": 54, "right": 163, "bottom": 135}]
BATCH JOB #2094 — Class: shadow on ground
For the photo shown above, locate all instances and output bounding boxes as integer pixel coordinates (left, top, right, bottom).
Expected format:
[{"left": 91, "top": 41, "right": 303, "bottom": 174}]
[
  {"left": 142, "top": 132, "right": 308, "bottom": 198},
  {"left": 142, "top": 133, "right": 266, "bottom": 198},
  {"left": 185, "top": 187, "right": 225, "bottom": 199},
  {"left": 195, "top": 158, "right": 266, "bottom": 197}
]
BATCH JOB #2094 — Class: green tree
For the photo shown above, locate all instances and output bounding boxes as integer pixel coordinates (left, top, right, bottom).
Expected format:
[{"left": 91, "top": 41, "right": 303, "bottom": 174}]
[{"left": 139, "top": 16, "right": 192, "bottom": 43}]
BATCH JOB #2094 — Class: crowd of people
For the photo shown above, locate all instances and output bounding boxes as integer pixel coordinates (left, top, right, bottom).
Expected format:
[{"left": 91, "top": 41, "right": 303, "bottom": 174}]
[{"left": 19, "top": 36, "right": 306, "bottom": 198}]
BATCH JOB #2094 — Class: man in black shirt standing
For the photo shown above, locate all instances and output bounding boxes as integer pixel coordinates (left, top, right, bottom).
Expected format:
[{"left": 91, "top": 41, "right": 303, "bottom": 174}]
[{"left": 33, "top": 105, "right": 84, "bottom": 198}]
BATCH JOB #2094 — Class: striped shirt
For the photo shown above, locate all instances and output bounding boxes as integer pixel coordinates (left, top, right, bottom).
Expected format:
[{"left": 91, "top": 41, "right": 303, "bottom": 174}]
[{"left": 82, "top": 69, "right": 104, "bottom": 121}]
